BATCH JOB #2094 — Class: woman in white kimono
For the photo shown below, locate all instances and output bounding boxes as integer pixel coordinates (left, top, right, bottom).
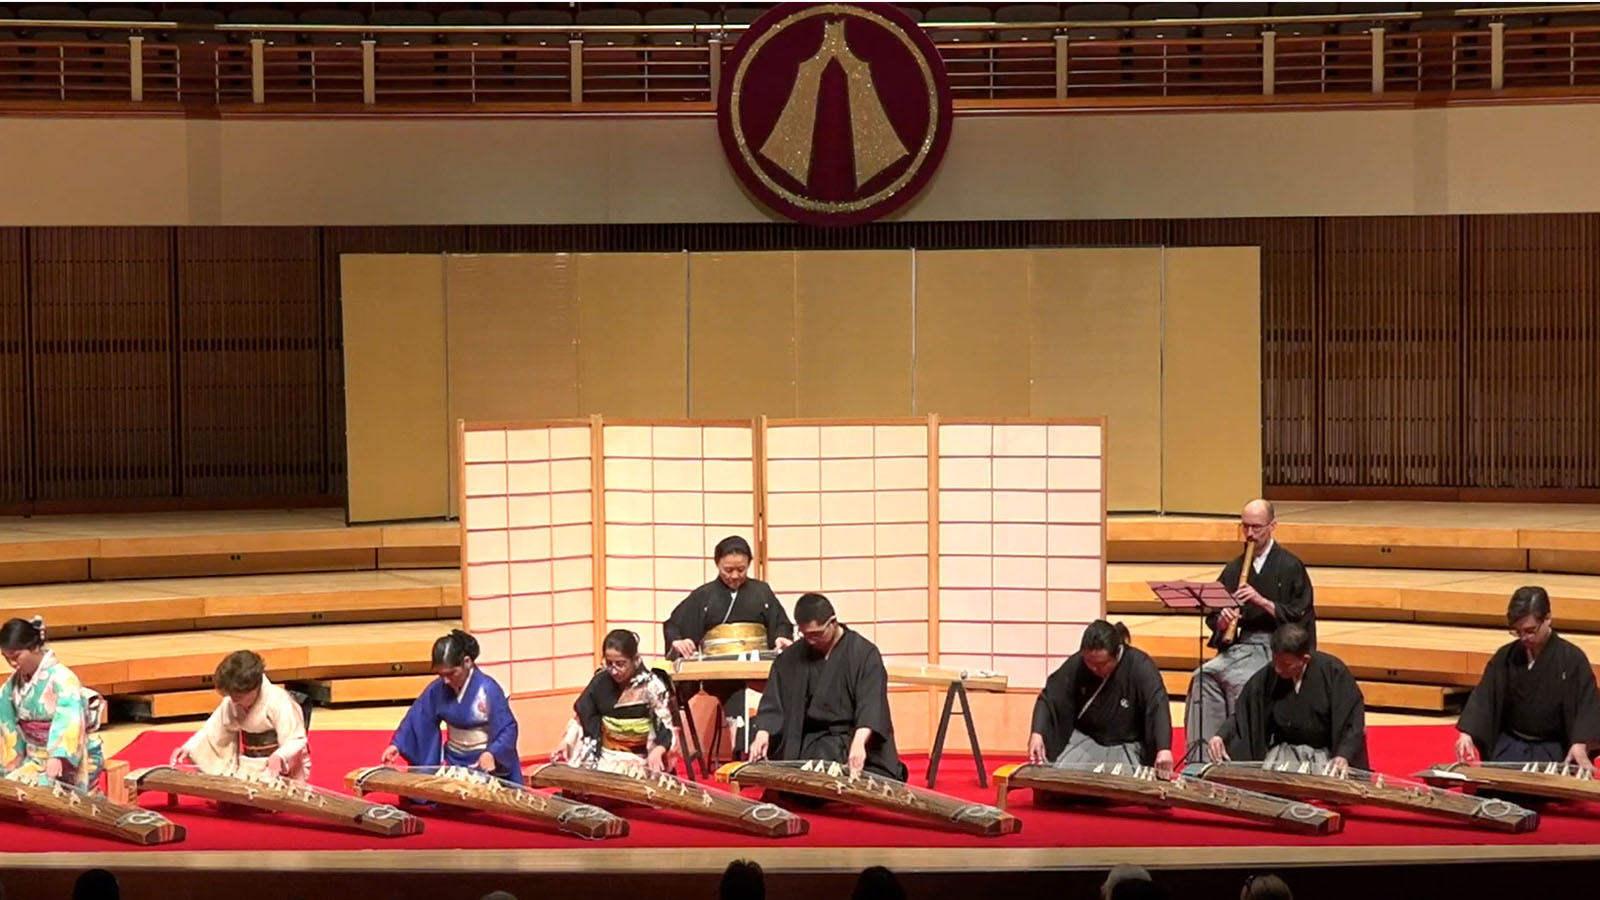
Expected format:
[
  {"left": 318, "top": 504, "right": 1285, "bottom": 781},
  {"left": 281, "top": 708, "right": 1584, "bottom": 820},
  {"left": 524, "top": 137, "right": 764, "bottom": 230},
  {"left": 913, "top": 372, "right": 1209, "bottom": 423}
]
[
  {"left": 0, "top": 617, "right": 103, "bottom": 791},
  {"left": 170, "top": 650, "right": 310, "bottom": 781}
]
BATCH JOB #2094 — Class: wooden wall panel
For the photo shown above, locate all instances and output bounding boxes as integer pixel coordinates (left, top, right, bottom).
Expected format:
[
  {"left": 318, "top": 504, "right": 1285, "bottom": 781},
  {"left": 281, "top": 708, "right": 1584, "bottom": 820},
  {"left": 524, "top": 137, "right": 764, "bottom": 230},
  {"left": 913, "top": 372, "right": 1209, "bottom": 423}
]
[
  {"left": 1465, "top": 214, "right": 1600, "bottom": 488},
  {"left": 0, "top": 229, "right": 24, "bottom": 507},
  {"left": 913, "top": 250, "right": 1032, "bottom": 417},
  {"left": 794, "top": 251, "right": 914, "bottom": 417},
  {"left": 176, "top": 227, "right": 324, "bottom": 498},
  {"left": 575, "top": 253, "right": 687, "bottom": 417},
  {"left": 29, "top": 228, "right": 173, "bottom": 501},
  {"left": 1323, "top": 217, "right": 1462, "bottom": 487},
  {"left": 687, "top": 252, "right": 797, "bottom": 419}
]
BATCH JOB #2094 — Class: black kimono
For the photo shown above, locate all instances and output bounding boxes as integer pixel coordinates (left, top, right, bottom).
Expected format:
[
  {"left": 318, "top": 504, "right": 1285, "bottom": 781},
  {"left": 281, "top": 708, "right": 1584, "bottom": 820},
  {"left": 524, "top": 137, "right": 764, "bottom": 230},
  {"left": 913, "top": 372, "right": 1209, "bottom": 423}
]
[
  {"left": 1032, "top": 645, "right": 1172, "bottom": 765},
  {"left": 752, "top": 626, "right": 907, "bottom": 780},
  {"left": 1208, "top": 542, "right": 1316, "bottom": 648},
  {"left": 1218, "top": 650, "right": 1369, "bottom": 769},
  {"left": 1457, "top": 633, "right": 1600, "bottom": 762},
  {"left": 572, "top": 667, "right": 675, "bottom": 759},
  {"left": 664, "top": 578, "right": 793, "bottom": 659}
]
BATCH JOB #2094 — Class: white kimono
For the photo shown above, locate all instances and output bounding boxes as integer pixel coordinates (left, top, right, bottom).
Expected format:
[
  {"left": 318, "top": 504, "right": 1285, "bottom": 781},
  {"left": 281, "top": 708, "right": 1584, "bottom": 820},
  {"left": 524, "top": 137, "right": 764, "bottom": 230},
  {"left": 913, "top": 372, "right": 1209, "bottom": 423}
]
[{"left": 180, "top": 676, "right": 310, "bottom": 781}]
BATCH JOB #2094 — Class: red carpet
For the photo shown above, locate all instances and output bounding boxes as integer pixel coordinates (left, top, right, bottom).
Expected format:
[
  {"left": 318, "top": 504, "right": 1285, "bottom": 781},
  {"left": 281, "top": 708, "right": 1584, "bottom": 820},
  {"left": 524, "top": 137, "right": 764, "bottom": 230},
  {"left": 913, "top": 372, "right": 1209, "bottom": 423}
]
[{"left": 1, "top": 726, "right": 1594, "bottom": 850}]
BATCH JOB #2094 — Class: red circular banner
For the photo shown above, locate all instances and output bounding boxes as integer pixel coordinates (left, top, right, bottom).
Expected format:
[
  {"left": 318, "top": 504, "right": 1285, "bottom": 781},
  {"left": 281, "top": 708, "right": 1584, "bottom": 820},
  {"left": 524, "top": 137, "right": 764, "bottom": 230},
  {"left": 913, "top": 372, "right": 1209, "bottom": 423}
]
[{"left": 717, "top": 3, "right": 954, "bottom": 227}]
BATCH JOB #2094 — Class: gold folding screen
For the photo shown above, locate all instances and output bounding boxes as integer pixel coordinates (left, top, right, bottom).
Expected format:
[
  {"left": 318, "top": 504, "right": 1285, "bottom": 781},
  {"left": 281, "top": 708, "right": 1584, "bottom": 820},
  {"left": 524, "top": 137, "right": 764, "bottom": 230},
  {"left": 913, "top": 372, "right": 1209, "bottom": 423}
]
[{"left": 345, "top": 248, "right": 1259, "bottom": 522}]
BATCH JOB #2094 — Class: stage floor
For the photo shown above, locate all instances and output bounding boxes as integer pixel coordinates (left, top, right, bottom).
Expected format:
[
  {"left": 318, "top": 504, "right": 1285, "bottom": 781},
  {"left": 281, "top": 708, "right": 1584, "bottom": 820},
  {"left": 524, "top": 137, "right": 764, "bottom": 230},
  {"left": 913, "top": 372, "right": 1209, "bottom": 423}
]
[{"left": 0, "top": 725, "right": 1583, "bottom": 868}]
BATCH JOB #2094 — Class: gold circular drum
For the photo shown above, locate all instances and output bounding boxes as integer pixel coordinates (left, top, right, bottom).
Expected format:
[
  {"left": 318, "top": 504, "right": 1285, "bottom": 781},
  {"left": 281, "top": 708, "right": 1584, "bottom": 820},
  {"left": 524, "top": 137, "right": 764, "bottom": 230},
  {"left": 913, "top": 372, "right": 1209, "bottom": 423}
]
[{"left": 702, "top": 622, "right": 768, "bottom": 656}]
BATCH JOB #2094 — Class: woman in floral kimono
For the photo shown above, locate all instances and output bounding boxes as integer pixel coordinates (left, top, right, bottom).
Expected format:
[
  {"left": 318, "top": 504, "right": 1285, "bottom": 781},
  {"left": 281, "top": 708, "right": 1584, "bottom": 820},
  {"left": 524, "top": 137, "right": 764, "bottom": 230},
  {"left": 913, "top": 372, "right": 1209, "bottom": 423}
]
[
  {"left": 382, "top": 630, "right": 521, "bottom": 783},
  {"left": 0, "top": 617, "right": 102, "bottom": 791},
  {"left": 552, "top": 629, "right": 677, "bottom": 775},
  {"left": 171, "top": 650, "right": 310, "bottom": 781}
]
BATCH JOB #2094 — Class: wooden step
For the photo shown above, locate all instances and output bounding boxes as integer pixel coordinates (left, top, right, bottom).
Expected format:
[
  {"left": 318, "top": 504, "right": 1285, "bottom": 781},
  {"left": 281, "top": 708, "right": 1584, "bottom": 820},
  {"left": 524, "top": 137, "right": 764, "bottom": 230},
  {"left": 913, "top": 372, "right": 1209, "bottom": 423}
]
[
  {"left": 108, "top": 689, "right": 218, "bottom": 722},
  {"left": 1118, "top": 613, "right": 1600, "bottom": 689},
  {"left": 53, "top": 619, "right": 456, "bottom": 695},
  {"left": 1109, "top": 564, "right": 1600, "bottom": 631},
  {"left": 294, "top": 674, "right": 437, "bottom": 706},
  {"left": 0, "top": 569, "right": 460, "bottom": 638},
  {"left": 1155, "top": 671, "right": 1468, "bottom": 713}
]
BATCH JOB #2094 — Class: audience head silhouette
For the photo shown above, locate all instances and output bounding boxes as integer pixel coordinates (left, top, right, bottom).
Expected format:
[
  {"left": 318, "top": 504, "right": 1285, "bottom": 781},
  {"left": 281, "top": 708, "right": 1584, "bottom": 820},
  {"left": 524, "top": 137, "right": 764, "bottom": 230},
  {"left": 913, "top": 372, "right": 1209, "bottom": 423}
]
[
  {"left": 1241, "top": 874, "right": 1294, "bottom": 900},
  {"left": 851, "top": 866, "right": 905, "bottom": 900},
  {"left": 73, "top": 869, "right": 119, "bottom": 900},
  {"left": 720, "top": 859, "right": 765, "bottom": 900}
]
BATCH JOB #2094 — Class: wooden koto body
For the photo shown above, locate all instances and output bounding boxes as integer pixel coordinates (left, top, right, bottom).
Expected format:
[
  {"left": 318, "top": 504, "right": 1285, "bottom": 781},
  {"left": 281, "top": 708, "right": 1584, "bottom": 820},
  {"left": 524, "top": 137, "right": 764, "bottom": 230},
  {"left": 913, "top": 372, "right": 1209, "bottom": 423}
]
[
  {"left": 0, "top": 777, "right": 185, "bottom": 845},
  {"left": 1187, "top": 761, "right": 1539, "bottom": 833},
  {"left": 126, "top": 766, "right": 421, "bottom": 836},
  {"left": 1416, "top": 761, "right": 1600, "bottom": 806},
  {"left": 994, "top": 763, "right": 1342, "bottom": 836},
  {"left": 716, "top": 759, "right": 1020, "bottom": 837},
  {"left": 347, "top": 765, "right": 627, "bottom": 839},
  {"left": 525, "top": 762, "right": 806, "bottom": 837},
  {"left": 675, "top": 660, "right": 1009, "bottom": 693}
]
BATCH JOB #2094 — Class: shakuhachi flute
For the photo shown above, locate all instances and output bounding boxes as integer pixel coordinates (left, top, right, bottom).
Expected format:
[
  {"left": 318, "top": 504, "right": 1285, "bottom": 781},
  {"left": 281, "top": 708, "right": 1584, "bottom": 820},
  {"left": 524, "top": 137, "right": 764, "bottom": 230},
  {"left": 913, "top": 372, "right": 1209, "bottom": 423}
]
[
  {"left": 126, "top": 765, "right": 422, "bottom": 836},
  {"left": 717, "top": 759, "right": 1021, "bottom": 837},
  {"left": 994, "top": 762, "right": 1342, "bottom": 835},
  {"left": 346, "top": 765, "right": 628, "bottom": 839}
]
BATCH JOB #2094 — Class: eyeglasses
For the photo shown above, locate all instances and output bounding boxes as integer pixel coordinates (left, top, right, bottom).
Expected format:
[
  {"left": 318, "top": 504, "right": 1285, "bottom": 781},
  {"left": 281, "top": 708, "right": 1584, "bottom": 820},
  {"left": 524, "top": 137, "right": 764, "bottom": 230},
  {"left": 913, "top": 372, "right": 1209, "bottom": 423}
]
[{"left": 798, "top": 617, "right": 837, "bottom": 640}]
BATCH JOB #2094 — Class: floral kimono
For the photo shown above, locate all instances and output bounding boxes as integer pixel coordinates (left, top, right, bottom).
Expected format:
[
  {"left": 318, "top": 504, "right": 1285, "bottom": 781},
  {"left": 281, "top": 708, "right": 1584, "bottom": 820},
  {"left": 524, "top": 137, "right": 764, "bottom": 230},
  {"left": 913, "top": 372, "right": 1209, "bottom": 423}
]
[
  {"left": 0, "top": 650, "right": 102, "bottom": 791},
  {"left": 558, "top": 665, "right": 676, "bottom": 775}
]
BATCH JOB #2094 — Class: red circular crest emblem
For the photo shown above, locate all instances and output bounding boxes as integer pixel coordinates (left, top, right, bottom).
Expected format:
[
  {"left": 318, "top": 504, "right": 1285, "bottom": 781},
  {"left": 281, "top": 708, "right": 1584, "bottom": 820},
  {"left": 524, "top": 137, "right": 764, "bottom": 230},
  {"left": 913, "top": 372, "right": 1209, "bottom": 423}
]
[{"left": 717, "top": 3, "right": 954, "bottom": 227}]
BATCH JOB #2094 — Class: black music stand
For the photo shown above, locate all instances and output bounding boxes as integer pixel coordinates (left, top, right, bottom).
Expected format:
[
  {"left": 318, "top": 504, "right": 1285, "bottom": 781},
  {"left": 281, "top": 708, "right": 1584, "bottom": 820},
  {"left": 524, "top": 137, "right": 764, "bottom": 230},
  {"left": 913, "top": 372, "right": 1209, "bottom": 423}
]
[{"left": 1147, "top": 580, "right": 1239, "bottom": 766}]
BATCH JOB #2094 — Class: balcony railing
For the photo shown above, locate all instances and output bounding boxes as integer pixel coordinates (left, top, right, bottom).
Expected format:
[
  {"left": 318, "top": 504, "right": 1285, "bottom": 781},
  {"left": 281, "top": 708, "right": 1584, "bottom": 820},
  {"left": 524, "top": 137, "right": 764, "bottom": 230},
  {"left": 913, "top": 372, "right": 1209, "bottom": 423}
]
[{"left": 2, "top": 6, "right": 1600, "bottom": 108}]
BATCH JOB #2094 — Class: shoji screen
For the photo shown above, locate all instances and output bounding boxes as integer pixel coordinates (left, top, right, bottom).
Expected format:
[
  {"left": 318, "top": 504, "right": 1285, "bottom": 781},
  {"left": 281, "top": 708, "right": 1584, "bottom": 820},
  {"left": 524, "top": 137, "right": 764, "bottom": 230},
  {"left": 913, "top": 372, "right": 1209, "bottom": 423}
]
[
  {"left": 764, "top": 420, "right": 932, "bottom": 665},
  {"left": 461, "top": 421, "right": 597, "bottom": 696},
  {"left": 936, "top": 420, "right": 1105, "bottom": 689},
  {"left": 601, "top": 422, "right": 757, "bottom": 657}
]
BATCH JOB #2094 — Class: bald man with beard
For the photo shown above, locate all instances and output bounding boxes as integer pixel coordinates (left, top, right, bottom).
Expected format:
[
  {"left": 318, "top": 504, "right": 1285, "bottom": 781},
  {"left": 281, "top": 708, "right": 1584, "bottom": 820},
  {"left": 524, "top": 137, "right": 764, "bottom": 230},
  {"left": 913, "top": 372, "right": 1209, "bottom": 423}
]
[{"left": 1183, "top": 499, "right": 1316, "bottom": 764}]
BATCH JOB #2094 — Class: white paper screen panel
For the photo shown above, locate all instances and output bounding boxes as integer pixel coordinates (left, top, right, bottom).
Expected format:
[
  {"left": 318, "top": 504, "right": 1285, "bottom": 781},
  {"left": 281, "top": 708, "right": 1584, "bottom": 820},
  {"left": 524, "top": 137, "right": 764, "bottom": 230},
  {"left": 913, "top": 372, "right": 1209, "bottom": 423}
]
[
  {"left": 463, "top": 424, "right": 596, "bottom": 694},
  {"left": 602, "top": 424, "right": 757, "bottom": 657},
  {"left": 937, "top": 422, "right": 1104, "bottom": 689},
  {"left": 765, "top": 423, "right": 931, "bottom": 665}
]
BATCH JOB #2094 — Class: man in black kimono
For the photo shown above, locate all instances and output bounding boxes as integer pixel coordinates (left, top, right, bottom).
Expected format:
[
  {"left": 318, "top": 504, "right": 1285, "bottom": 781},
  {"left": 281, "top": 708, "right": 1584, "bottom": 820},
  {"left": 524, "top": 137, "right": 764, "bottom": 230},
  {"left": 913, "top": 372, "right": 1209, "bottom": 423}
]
[
  {"left": 1455, "top": 586, "right": 1600, "bottom": 768},
  {"left": 747, "top": 593, "right": 906, "bottom": 780},
  {"left": 663, "top": 535, "right": 793, "bottom": 660},
  {"left": 1208, "top": 622, "right": 1368, "bottom": 774},
  {"left": 1184, "top": 499, "right": 1316, "bottom": 762},
  {"left": 1029, "top": 620, "right": 1174, "bottom": 776}
]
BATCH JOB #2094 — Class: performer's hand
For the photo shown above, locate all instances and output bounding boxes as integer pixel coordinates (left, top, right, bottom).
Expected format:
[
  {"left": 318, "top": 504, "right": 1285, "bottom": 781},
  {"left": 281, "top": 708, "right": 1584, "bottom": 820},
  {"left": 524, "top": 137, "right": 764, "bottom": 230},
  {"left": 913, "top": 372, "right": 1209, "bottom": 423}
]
[
  {"left": 1153, "top": 750, "right": 1175, "bottom": 779},
  {"left": 1454, "top": 731, "right": 1480, "bottom": 765},
  {"left": 1207, "top": 735, "right": 1230, "bottom": 762},
  {"left": 1233, "top": 584, "right": 1265, "bottom": 607},
  {"left": 169, "top": 747, "right": 192, "bottom": 767},
  {"left": 1328, "top": 756, "right": 1350, "bottom": 778},
  {"left": 477, "top": 751, "right": 496, "bottom": 772},
  {"left": 748, "top": 731, "right": 770, "bottom": 762},
  {"left": 671, "top": 639, "right": 699, "bottom": 659},
  {"left": 1565, "top": 743, "right": 1594, "bottom": 773},
  {"left": 265, "top": 754, "right": 285, "bottom": 777},
  {"left": 1026, "top": 732, "right": 1048, "bottom": 765},
  {"left": 774, "top": 637, "right": 793, "bottom": 650},
  {"left": 380, "top": 744, "right": 402, "bottom": 766},
  {"left": 550, "top": 745, "right": 568, "bottom": 764},
  {"left": 44, "top": 757, "right": 64, "bottom": 781},
  {"left": 1214, "top": 607, "right": 1241, "bottom": 634},
  {"left": 848, "top": 740, "right": 868, "bottom": 777},
  {"left": 647, "top": 746, "right": 668, "bottom": 774}
]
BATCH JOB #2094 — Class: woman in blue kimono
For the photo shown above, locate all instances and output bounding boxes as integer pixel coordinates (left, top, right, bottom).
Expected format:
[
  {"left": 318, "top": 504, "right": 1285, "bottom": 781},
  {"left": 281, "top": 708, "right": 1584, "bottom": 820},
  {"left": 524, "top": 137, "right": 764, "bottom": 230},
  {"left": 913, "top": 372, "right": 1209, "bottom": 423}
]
[{"left": 380, "top": 630, "right": 521, "bottom": 783}]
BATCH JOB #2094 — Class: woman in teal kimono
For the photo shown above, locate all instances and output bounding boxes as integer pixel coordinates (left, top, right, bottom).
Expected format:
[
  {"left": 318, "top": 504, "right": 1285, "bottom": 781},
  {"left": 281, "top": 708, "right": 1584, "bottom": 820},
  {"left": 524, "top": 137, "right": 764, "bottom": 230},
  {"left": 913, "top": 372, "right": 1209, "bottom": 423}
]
[{"left": 0, "top": 617, "right": 103, "bottom": 791}]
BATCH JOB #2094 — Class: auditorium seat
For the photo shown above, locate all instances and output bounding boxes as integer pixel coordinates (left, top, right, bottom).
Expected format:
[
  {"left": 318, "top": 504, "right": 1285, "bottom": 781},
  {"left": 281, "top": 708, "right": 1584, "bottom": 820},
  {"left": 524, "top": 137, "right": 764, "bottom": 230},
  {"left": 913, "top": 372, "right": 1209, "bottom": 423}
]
[
  {"left": 1200, "top": 3, "right": 1260, "bottom": 38},
  {"left": 926, "top": 5, "right": 992, "bottom": 43},
  {"left": 643, "top": 6, "right": 710, "bottom": 46},
  {"left": 17, "top": 3, "right": 86, "bottom": 40},
  {"left": 440, "top": 7, "right": 505, "bottom": 46},
  {"left": 297, "top": 8, "right": 363, "bottom": 47},
  {"left": 995, "top": 4, "right": 1059, "bottom": 42},
  {"left": 159, "top": 6, "right": 227, "bottom": 45},
  {"left": 1130, "top": 2, "right": 1197, "bottom": 38},
  {"left": 369, "top": 8, "right": 435, "bottom": 47},
  {"left": 0, "top": 5, "right": 13, "bottom": 39},
  {"left": 226, "top": 6, "right": 294, "bottom": 45},
  {"left": 575, "top": 7, "right": 642, "bottom": 46},
  {"left": 1269, "top": 2, "right": 1336, "bottom": 37},
  {"left": 1064, "top": 4, "right": 1128, "bottom": 40},
  {"left": 505, "top": 8, "right": 569, "bottom": 47}
]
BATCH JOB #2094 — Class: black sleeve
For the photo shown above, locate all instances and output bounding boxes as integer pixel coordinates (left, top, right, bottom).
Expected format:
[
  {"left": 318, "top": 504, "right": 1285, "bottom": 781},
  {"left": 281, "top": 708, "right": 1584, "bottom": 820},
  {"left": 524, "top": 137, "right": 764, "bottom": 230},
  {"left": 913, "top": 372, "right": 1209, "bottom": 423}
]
[
  {"left": 1562, "top": 645, "right": 1600, "bottom": 745},
  {"left": 1274, "top": 556, "right": 1314, "bottom": 627},
  {"left": 763, "top": 584, "right": 794, "bottom": 647},
  {"left": 1329, "top": 661, "right": 1368, "bottom": 768},
  {"left": 1032, "top": 659, "right": 1079, "bottom": 761},
  {"left": 1457, "top": 647, "right": 1509, "bottom": 753},
  {"left": 1133, "top": 653, "right": 1173, "bottom": 754},
  {"left": 574, "top": 671, "right": 606, "bottom": 743},
  {"left": 1221, "top": 668, "right": 1268, "bottom": 761},
  {"left": 753, "top": 657, "right": 786, "bottom": 739},
  {"left": 851, "top": 640, "right": 894, "bottom": 746},
  {"left": 663, "top": 587, "right": 705, "bottom": 657}
]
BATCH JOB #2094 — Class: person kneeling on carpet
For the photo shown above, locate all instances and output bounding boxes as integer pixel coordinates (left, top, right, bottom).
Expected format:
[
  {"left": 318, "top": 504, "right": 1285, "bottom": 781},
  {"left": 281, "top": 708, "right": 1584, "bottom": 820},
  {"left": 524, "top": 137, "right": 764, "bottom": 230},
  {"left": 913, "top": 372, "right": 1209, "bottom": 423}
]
[{"left": 171, "top": 649, "right": 310, "bottom": 781}]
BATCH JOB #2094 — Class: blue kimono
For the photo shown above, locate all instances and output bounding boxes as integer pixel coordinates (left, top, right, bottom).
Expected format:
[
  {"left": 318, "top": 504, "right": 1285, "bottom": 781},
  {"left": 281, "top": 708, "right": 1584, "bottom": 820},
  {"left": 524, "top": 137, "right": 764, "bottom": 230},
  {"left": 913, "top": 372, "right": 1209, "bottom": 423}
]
[{"left": 389, "top": 668, "right": 522, "bottom": 784}]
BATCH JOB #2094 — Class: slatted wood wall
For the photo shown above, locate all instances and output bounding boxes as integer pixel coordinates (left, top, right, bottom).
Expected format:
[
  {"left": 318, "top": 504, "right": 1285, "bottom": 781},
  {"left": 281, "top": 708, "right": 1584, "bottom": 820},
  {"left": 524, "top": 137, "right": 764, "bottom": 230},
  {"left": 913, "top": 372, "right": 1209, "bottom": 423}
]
[{"left": 0, "top": 215, "right": 1595, "bottom": 512}]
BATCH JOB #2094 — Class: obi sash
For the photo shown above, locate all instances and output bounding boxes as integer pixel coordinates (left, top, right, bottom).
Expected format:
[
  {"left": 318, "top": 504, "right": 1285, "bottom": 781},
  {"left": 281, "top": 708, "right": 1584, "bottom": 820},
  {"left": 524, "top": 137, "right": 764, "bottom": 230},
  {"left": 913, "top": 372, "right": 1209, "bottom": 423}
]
[
  {"left": 19, "top": 720, "right": 50, "bottom": 748},
  {"left": 600, "top": 707, "right": 650, "bottom": 755},
  {"left": 241, "top": 729, "right": 279, "bottom": 759},
  {"left": 447, "top": 724, "right": 489, "bottom": 756}
]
